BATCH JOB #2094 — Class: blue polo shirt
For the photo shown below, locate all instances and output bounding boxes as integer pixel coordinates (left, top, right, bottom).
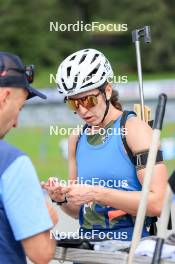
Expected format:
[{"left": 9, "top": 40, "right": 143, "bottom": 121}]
[{"left": 0, "top": 140, "right": 53, "bottom": 264}]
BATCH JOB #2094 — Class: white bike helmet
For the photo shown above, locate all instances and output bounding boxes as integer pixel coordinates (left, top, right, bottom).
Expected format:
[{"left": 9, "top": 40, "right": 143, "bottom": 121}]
[{"left": 56, "top": 48, "right": 113, "bottom": 96}]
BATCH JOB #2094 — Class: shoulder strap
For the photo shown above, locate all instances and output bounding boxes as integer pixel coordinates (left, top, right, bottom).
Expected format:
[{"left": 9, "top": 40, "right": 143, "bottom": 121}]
[{"left": 120, "top": 111, "right": 137, "bottom": 165}]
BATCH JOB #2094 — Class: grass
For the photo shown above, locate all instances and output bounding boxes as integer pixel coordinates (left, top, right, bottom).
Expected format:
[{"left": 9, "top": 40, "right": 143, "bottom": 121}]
[
  {"left": 5, "top": 123, "right": 175, "bottom": 181},
  {"left": 34, "top": 67, "right": 56, "bottom": 88},
  {"left": 5, "top": 127, "right": 69, "bottom": 182},
  {"left": 128, "top": 73, "right": 175, "bottom": 82}
]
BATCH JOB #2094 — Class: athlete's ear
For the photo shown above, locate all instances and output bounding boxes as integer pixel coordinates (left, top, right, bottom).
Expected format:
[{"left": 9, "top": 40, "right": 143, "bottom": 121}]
[{"left": 105, "top": 83, "right": 112, "bottom": 100}]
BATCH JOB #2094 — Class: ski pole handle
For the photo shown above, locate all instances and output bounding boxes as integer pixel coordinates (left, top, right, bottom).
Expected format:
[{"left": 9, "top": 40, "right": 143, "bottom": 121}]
[
  {"left": 153, "top": 93, "right": 167, "bottom": 130},
  {"left": 132, "top": 26, "right": 151, "bottom": 43}
]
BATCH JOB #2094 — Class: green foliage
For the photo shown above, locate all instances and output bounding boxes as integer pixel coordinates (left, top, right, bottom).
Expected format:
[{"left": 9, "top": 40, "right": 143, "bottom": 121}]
[
  {"left": 98, "top": 0, "right": 175, "bottom": 72},
  {"left": 0, "top": 0, "right": 60, "bottom": 65},
  {"left": 0, "top": 0, "right": 175, "bottom": 74}
]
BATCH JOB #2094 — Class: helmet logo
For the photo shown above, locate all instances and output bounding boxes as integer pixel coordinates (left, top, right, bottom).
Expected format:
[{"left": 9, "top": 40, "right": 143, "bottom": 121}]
[{"left": 104, "top": 60, "right": 111, "bottom": 72}]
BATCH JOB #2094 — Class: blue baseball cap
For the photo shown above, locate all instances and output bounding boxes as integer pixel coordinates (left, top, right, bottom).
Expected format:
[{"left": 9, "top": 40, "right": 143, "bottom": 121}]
[{"left": 0, "top": 52, "right": 46, "bottom": 100}]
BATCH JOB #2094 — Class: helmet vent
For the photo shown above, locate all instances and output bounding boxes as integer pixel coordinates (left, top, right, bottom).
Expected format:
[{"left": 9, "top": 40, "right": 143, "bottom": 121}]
[
  {"left": 67, "top": 67, "right": 71, "bottom": 77},
  {"left": 88, "top": 63, "right": 100, "bottom": 79},
  {"left": 81, "top": 81, "right": 94, "bottom": 89},
  {"left": 100, "top": 72, "right": 106, "bottom": 80},
  {"left": 91, "top": 54, "right": 99, "bottom": 63},
  {"left": 61, "top": 78, "right": 69, "bottom": 91},
  {"left": 72, "top": 75, "right": 78, "bottom": 89},
  {"left": 69, "top": 55, "right": 76, "bottom": 61},
  {"left": 79, "top": 54, "right": 87, "bottom": 64}
]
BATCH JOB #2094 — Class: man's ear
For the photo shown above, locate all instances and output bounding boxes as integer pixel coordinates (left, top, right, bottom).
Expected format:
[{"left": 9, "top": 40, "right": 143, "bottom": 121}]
[{"left": 0, "top": 89, "right": 11, "bottom": 109}]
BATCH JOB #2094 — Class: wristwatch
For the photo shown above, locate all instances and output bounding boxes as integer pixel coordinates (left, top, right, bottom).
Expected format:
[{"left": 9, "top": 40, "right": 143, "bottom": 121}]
[{"left": 52, "top": 197, "right": 67, "bottom": 206}]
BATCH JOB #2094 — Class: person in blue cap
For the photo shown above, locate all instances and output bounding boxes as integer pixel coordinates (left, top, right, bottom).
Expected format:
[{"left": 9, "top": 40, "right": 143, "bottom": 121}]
[{"left": 0, "top": 52, "right": 58, "bottom": 264}]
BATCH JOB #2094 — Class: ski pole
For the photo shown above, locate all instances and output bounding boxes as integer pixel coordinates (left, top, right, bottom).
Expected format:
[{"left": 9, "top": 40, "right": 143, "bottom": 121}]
[
  {"left": 151, "top": 171, "right": 175, "bottom": 264},
  {"left": 132, "top": 26, "right": 151, "bottom": 122},
  {"left": 127, "top": 93, "right": 167, "bottom": 264}
]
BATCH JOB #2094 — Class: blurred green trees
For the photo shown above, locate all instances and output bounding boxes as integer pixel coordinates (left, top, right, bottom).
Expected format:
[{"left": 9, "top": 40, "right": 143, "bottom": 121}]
[{"left": 0, "top": 0, "right": 174, "bottom": 73}]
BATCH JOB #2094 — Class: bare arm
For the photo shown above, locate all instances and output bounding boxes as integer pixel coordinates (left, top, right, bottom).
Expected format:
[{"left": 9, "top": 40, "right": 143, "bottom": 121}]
[
  {"left": 60, "top": 130, "right": 81, "bottom": 218},
  {"left": 22, "top": 231, "right": 56, "bottom": 264},
  {"left": 93, "top": 164, "right": 167, "bottom": 217},
  {"left": 21, "top": 202, "right": 58, "bottom": 264},
  {"left": 125, "top": 117, "right": 168, "bottom": 215}
]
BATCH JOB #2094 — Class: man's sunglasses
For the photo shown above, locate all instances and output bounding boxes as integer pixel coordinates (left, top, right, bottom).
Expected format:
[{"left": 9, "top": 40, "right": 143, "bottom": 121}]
[
  {"left": 7, "top": 65, "right": 35, "bottom": 83},
  {"left": 65, "top": 92, "right": 101, "bottom": 111},
  {"left": 25, "top": 65, "right": 35, "bottom": 83}
]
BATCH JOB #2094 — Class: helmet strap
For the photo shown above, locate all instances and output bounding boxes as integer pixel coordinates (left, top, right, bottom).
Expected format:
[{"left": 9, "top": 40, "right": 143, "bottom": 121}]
[{"left": 100, "top": 91, "right": 110, "bottom": 124}]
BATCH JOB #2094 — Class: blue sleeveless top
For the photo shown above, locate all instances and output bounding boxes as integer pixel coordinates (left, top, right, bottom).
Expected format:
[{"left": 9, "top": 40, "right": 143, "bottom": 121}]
[
  {"left": 76, "top": 114, "right": 149, "bottom": 240},
  {"left": 0, "top": 140, "right": 27, "bottom": 264}
]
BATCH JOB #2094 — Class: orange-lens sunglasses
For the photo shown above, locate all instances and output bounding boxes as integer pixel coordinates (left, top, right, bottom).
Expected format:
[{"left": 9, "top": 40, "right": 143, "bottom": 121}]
[{"left": 66, "top": 92, "right": 100, "bottom": 111}]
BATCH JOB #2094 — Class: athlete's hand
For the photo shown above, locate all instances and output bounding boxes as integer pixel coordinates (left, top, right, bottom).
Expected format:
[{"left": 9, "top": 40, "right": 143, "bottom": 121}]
[
  {"left": 66, "top": 184, "right": 95, "bottom": 206},
  {"left": 41, "top": 177, "right": 67, "bottom": 203}
]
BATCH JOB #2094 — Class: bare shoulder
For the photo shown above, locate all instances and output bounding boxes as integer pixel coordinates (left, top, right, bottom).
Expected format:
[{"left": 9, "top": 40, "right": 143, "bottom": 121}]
[
  {"left": 68, "top": 128, "right": 81, "bottom": 155},
  {"left": 125, "top": 116, "right": 153, "bottom": 153},
  {"left": 68, "top": 129, "right": 79, "bottom": 180},
  {"left": 68, "top": 128, "right": 80, "bottom": 144},
  {"left": 126, "top": 116, "right": 152, "bottom": 133}
]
